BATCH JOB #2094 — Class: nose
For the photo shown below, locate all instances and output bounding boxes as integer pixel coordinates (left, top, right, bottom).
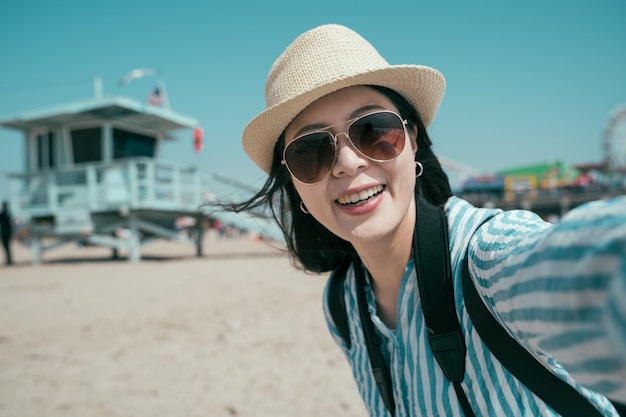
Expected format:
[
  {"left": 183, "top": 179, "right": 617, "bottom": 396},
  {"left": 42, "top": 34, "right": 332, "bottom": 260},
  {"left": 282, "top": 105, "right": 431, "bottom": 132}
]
[{"left": 332, "top": 134, "right": 368, "bottom": 178}]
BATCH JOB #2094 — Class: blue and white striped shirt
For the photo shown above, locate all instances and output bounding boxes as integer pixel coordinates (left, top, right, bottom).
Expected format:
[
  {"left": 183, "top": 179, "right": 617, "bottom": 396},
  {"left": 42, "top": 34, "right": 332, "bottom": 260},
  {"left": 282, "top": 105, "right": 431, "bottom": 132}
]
[{"left": 323, "top": 196, "right": 626, "bottom": 416}]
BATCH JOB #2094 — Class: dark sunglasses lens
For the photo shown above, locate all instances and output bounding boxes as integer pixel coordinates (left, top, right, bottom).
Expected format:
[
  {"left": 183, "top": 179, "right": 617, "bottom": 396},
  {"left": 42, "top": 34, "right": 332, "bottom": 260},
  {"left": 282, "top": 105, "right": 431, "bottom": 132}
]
[
  {"left": 284, "top": 132, "right": 335, "bottom": 183},
  {"left": 349, "top": 112, "right": 405, "bottom": 160}
]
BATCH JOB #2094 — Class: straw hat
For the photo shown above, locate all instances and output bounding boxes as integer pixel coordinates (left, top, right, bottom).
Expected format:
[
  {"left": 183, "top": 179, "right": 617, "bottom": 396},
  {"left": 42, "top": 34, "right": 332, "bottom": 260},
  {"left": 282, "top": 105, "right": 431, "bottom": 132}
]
[{"left": 242, "top": 24, "right": 446, "bottom": 174}]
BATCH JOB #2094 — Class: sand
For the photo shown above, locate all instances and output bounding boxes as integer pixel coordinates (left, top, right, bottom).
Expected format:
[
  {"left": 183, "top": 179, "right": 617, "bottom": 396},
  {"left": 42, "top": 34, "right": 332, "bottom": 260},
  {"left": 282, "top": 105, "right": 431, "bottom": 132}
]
[{"left": 0, "top": 232, "right": 367, "bottom": 417}]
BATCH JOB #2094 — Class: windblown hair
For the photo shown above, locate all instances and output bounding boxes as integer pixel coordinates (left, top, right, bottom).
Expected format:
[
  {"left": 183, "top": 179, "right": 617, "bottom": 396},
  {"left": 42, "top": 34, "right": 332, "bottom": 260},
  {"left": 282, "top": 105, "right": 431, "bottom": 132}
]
[{"left": 220, "top": 86, "right": 453, "bottom": 273}]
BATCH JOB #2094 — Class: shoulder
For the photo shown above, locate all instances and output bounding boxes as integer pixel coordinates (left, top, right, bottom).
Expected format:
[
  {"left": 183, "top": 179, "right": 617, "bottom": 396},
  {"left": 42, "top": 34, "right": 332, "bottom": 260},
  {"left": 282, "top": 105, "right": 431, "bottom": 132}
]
[
  {"left": 447, "top": 196, "right": 552, "bottom": 237},
  {"left": 444, "top": 196, "right": 501, "bottom": 231},
  {"left": 444, "top": 197, "right": 502, "bottom": 255},
  {"left": 445, "top": 197, "right": 553, "bottom": 264}
]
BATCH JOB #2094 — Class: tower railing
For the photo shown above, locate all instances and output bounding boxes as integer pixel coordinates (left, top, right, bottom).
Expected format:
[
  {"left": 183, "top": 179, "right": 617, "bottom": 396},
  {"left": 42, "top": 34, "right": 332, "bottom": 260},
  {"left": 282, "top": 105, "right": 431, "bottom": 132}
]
[{"left": 8, "top": 157, "right": 206, "bottom": 220}]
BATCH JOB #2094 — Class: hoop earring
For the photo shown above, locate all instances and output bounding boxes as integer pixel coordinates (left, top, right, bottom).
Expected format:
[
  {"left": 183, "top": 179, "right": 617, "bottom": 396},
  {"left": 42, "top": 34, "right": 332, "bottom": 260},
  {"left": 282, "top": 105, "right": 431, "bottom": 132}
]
[
  {"left": 415, "top": 161, "right": 424, "bottom": 178},
  {"left": 300, "top": 201, "right": 310, "bottom": 214}
]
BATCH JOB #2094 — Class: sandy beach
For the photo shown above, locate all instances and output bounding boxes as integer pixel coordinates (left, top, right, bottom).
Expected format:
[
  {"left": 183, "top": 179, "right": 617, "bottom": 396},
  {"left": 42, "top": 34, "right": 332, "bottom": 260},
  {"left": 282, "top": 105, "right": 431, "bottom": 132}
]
[{"left": 0, "top": 232, "right": 367, "bottom": 417}]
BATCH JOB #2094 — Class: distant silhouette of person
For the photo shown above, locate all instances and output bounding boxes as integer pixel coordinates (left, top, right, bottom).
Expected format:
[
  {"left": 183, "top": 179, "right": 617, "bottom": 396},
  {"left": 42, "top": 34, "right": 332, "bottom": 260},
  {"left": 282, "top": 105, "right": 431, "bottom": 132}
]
[{"left": 0, "top": 201, "right": 13, "bottom": 265}]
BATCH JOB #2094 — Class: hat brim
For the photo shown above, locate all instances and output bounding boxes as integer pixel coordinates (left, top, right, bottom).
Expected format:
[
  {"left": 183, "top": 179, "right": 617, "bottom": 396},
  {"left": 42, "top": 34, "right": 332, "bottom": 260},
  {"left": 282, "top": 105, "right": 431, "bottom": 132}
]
[{"left": 242, "top": 64, "right": 446, "bottom": 174}]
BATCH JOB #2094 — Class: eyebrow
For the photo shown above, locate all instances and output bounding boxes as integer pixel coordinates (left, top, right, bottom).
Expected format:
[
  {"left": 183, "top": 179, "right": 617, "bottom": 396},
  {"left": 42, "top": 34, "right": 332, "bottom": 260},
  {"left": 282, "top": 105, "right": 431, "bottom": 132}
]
[{"left": 291, "top": 104, "right": 388, "bottom": 138}]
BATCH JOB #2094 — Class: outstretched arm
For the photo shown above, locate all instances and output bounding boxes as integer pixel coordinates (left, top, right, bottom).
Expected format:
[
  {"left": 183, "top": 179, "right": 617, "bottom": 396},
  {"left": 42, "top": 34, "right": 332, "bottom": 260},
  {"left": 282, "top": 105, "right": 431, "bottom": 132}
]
[{"left": 468, "top": 196, "right": 626, "bottom": 401}]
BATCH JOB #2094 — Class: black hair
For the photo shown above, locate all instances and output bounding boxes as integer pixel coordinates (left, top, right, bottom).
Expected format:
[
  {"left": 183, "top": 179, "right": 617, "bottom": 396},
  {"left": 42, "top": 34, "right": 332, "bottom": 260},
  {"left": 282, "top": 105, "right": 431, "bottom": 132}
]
[{"left": 219, "top": 86, "right": 453, "bottom": 273}]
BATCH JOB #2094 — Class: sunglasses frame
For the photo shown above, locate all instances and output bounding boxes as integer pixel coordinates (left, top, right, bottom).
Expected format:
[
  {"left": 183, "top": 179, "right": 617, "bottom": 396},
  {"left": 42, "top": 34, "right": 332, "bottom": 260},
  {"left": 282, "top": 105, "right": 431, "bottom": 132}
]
[{"left": 281, "top": 110, "right": 409, "bottom": 184}]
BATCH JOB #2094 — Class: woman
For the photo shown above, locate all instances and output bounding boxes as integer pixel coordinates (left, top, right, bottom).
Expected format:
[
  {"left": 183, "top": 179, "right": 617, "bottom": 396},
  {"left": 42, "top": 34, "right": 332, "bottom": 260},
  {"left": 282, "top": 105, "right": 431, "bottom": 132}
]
[{"left": 231, "top": 24, "right": 626, "bottom": 416}]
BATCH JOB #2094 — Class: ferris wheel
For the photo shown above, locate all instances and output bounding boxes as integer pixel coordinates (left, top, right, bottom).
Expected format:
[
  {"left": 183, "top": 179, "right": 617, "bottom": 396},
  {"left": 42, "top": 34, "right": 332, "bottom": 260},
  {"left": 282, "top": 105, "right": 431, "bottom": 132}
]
[{"left": 603, "top": 104, "right": 626, "bottom": 173}]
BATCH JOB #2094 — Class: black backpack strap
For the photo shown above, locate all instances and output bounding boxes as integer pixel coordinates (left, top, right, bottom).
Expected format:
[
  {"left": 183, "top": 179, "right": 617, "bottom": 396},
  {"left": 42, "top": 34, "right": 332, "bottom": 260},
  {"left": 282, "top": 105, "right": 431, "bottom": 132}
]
[
  {"left": 462, "top": 231, "right": 626, "bottom": 416},
  {"left": 327, "top": 260, "right": 352, "bottom": 349},
  {"left": 413, "top": 197, "right": 476, "bottom": 417},
  {"left": 354, "top": 260, "right": 396, "bottom": 414},
  {"left": 413, "top": 198, "right": 465, "bottom": 381},
  {"left": 613, "top": 402, "right": 626, "bottom": 416},
  {"left": 327, "top": 257, "right": 395, "bottom": 412}
]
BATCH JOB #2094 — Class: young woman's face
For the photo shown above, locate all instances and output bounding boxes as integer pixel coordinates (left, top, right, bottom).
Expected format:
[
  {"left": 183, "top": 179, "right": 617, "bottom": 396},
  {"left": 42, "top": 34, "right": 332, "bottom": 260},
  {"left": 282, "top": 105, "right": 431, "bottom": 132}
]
[{"left": 284, "top": 86, "right": 418, "bottom": 247}]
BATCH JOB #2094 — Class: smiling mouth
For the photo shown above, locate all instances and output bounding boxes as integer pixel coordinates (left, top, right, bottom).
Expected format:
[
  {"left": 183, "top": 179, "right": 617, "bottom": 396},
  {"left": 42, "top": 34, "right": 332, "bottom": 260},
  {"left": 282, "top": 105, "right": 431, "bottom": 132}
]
[{"left": 336, "top": 185, "right": 384, "bottom": 206}]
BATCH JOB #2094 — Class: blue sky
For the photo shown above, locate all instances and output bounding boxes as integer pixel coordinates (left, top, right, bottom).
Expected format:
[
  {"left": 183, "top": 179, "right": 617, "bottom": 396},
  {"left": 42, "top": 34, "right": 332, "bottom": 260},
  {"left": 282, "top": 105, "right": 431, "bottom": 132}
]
[{"left": 1, "top": 0, "right": 625, "bottom": 200}]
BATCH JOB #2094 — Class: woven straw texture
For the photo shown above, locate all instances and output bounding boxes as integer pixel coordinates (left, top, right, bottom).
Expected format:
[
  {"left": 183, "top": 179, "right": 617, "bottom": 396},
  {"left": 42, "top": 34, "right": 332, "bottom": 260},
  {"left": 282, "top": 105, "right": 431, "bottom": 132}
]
[{"left": 243, "top": 24, "right": 446, "bottom": 174}]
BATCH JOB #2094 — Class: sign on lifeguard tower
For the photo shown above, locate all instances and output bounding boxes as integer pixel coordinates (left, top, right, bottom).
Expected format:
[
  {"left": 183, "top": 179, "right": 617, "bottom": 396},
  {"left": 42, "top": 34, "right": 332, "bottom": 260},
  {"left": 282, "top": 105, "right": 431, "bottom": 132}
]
[{"left": 0, "top": 77, "right": 208, "bottom": 263}]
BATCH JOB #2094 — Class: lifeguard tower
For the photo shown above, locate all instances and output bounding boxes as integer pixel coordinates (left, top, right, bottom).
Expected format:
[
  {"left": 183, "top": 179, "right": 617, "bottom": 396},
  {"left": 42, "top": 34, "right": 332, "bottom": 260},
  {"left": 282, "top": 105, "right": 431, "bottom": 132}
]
[{"left": 0, "top": 82, "right": 208, "bottom": 263}]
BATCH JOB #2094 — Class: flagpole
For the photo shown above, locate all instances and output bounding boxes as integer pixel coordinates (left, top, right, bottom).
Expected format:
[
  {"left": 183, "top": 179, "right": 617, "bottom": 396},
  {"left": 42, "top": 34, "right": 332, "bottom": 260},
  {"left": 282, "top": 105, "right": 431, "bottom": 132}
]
[{"left": 118, "top": 68, "right": 171, "bottom": 109}]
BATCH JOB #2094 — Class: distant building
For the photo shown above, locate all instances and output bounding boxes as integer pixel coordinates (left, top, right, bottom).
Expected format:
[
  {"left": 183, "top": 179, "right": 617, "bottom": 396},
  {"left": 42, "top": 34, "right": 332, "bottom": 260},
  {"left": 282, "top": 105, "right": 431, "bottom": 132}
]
[
  {"left": 459, "top": 160, "right": 625, "bottom": 220},
  {"left": 0, "top": 94, "right": 208, "bottom": 263}
]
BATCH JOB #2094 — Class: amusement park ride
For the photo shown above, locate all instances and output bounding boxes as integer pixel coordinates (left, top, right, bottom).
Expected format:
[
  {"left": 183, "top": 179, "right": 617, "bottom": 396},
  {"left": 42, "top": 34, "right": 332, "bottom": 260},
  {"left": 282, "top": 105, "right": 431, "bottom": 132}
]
[{"left": 604, "top": 104, "right": 626, "bottom": 179}]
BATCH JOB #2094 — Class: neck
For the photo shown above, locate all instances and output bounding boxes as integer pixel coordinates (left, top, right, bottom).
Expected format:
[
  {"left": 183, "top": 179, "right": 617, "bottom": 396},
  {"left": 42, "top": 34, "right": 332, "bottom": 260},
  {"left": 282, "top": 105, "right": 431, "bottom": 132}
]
[{"left": 352, "top": 200, "right": 415, "bottom": 328}]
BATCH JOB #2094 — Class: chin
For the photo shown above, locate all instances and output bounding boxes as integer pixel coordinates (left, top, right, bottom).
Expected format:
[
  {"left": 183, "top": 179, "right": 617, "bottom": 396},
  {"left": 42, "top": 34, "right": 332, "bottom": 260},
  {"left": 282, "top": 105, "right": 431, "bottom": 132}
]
[{"left": 340, "top": 222, "right": 395, "bottom": 245}]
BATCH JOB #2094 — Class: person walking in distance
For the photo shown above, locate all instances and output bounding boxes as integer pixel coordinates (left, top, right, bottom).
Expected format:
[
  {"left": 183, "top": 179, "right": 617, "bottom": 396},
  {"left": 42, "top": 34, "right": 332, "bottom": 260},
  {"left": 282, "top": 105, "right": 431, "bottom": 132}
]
[{"left": 0, "top": 200, "right": 13, "bottom": 266}]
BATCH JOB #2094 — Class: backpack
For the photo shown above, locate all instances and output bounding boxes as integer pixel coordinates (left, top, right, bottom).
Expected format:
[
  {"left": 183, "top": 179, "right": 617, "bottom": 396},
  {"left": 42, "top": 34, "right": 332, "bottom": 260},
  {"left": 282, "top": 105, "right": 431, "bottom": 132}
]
[{"left": 328, "top": 196, "right": 626, "bottom": 416}]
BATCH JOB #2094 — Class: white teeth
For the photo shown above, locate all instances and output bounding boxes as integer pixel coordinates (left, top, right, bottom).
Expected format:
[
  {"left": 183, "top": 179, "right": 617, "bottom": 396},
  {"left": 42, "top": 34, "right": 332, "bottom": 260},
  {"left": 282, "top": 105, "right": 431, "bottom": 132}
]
[{"left": 337, "top": 185, "right": 384, "bottom": 205}]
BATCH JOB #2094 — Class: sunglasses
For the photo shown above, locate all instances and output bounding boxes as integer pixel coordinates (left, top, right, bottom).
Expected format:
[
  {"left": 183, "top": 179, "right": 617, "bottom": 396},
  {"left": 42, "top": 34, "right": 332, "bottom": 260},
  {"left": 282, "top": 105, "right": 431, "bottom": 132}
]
[{"left": 281, "top": 110, "right": 409, "bottom": 184}]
